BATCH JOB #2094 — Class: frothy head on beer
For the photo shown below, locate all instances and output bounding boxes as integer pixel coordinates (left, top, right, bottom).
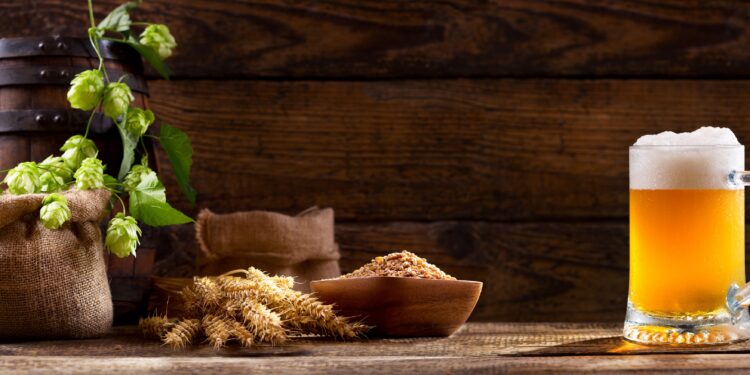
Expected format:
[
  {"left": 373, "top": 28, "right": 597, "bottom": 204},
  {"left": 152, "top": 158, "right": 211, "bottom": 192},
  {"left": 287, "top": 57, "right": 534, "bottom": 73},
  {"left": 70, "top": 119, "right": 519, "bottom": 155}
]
[{"left": 630, "top": 127, "right": 743, "bottom": 190}]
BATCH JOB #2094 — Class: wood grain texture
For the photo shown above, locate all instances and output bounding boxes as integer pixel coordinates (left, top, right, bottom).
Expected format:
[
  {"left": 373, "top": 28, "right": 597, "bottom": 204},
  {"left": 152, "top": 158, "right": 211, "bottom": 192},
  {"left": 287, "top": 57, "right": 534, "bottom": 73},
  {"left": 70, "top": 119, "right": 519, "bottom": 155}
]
[
  {"left": 2, "top": 1, "right": 750, "bottom": 78},
  {"left": 6, "top": 324, "right": 750, "bottom": 373},
  {"left": 149, "top": 79, "right": 750, "bottom": 221},
  {"left": 11, "top": 323, "right": 750, "bottom": 358},
  {"left": 154, "top": 221, "right": 629, "bottom": 322}
]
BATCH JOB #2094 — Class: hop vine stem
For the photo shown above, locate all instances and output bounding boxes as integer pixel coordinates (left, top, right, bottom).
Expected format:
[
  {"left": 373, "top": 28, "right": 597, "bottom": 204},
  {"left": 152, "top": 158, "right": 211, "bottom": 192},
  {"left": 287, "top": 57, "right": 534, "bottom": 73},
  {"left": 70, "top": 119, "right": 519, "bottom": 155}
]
[
  {"left": 87, "top": 0, "right": 95, "bottom": 28},
  {"left": 82, "top": 106, "right": 98, "bottom": 139}
]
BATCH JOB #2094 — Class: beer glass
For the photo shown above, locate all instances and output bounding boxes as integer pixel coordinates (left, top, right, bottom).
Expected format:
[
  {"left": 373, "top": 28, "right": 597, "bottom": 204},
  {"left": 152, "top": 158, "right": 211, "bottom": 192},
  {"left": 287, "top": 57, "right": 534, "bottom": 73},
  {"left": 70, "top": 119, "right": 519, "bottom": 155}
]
[{"left": 625, "top": 143, "right": 750, "bottom": 345}]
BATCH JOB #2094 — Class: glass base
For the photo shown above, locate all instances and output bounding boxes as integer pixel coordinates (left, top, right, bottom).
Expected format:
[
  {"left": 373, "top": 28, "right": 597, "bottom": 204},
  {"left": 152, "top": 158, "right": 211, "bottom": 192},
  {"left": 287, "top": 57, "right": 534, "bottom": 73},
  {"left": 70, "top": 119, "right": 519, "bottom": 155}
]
[{"left": 624, "top": 301, "right": 750, "bottom": 345}]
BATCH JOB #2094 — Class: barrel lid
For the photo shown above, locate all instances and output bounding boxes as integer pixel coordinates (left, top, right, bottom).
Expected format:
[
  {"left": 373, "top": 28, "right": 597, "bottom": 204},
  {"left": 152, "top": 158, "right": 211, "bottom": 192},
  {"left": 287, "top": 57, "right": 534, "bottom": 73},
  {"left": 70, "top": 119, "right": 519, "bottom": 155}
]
[{"left": 0, "top": 36, "right": 141, "bottom": 63}]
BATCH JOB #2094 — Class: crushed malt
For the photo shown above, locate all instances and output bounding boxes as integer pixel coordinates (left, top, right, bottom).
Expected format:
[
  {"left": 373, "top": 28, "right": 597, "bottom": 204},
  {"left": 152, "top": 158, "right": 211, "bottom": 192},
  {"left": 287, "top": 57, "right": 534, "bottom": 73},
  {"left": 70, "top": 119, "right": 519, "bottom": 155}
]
[{"left": 340, "top": 251, "right": 455, "bottom": 280}]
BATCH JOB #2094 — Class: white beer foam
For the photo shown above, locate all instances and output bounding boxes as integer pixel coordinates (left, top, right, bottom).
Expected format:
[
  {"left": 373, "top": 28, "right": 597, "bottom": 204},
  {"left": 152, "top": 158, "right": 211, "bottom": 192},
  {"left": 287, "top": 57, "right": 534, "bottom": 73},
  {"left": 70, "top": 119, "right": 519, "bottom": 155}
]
[
  {"left": 630, "top": 127, "right": 744, "bottom": 190},
  {"left": 634, "top": 127, "right": 740, "bottom": 146}
]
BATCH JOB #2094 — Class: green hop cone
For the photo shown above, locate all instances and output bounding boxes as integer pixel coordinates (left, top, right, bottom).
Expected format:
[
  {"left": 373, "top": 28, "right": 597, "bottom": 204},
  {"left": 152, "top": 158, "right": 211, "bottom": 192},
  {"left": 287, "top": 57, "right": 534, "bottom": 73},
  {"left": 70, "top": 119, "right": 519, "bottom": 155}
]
[
  {"left": 3, "top": 161, "right": 41, "bottom": 195},
  {"left": 105, "top": 213, "right": 141, "bottom": 258},
  {"left": 66, "top": 69, "right": 105, "bottom": 111},
  {"left": 139, "top": 24, "right": 177, "bottom": 60},
  {"left": 39, "top": 155, "right": 73, "bottom": 182},
  {"left": 125, "top": 107, "right": 155, "bottom": 137},
  {"left": 73, "top": 157, "right": 105, "bottom": 190},
  {"left": 39, "top": 193, "right": 71, "bottom": 230},
  {"left": 102, "top": 82, "right": 134, "bottom": 119},
  {"left": 39, "top": 171, "right": 66, "bottom": 193},
  {"left": 123, "top": 164, "right": 157, "bottom": 192},
  {"left": 60, "top": 135, "right": 98, "bottom": 170}
]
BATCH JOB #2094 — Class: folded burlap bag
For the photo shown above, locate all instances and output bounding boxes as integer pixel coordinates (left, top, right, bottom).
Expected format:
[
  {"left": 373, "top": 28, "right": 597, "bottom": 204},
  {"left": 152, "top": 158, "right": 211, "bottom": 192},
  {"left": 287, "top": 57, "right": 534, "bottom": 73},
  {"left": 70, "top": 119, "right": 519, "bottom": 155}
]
[
  {"left": 0, "top": 188, "right": 113, "bottom": 339},
  {"left": 196, "top": 207, "right": 340, "bottom": 291}
]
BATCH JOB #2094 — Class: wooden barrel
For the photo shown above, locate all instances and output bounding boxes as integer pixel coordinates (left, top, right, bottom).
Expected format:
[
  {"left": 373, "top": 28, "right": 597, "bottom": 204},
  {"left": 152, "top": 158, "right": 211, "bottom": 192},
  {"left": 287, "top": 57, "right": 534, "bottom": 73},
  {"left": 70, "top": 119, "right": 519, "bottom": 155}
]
[{"left": 0, "top": 36, "right": 157, "bottom": 324}]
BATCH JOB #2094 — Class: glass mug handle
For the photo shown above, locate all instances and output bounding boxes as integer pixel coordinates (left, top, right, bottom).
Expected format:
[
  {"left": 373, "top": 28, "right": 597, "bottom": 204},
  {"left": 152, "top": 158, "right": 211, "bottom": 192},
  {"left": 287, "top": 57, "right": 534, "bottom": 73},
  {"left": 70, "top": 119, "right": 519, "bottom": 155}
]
[{"left": 726, "top": 170, "right": 750, "bottom": 317}]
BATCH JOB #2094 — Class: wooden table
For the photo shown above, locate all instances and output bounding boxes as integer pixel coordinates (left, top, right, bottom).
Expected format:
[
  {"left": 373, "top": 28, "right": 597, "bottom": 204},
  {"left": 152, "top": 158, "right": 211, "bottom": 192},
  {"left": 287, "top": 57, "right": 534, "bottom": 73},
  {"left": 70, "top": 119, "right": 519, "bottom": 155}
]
[{"left": 4, "top": 323, "right": 750, "bottom": 374}]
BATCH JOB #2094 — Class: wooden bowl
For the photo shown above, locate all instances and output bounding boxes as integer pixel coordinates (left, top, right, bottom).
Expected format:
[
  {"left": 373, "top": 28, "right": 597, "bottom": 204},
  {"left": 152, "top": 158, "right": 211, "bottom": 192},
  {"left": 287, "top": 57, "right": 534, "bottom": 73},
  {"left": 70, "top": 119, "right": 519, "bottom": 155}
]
[{"left": 310, "top": 277, "right": 482, "bottom": 337}]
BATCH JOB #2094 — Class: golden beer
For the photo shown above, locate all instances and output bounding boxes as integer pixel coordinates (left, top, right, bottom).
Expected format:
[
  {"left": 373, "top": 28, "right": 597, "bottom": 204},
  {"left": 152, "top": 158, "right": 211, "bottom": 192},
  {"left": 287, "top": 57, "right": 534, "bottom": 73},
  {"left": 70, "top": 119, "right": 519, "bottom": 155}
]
[
  {"left": 625, "top": 132, "right": 750, "bottom": 345},
  {"left": 629, "top": 189, "right": 745, "bottom": 315}
]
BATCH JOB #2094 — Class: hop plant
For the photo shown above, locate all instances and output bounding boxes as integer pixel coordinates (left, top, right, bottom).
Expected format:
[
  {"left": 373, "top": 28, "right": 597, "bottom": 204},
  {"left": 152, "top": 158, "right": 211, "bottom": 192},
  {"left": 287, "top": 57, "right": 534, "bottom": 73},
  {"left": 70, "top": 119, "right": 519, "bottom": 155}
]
[
  {"left": 66, "top": 69, "right": 105, "bottom": 111},
  {"left": 140, "top": 24, "right": 177, "bottom": 60},
  {"left": 125, "top": 107, "right": 155, "bottom": 137},
  {"left": 105, "top": 213, "right": 142, "bottom": 258},
  {"left": 39, "top": 193, "right": 71, "bottom": 230},
  {"left": 60, "top": 135, "right": 98, "bottom": 170},
  {"left": 102, "top": 82, "right": 134, "bottom": 119},
  {"left": 3, "top": 162, "right": 41, "bottom": 195},
  {"left": 73, "top": 157, "right": 105, "bottom": 190},
  {"left": 123, "top": 164, "right": 157, "bottom": 192}
]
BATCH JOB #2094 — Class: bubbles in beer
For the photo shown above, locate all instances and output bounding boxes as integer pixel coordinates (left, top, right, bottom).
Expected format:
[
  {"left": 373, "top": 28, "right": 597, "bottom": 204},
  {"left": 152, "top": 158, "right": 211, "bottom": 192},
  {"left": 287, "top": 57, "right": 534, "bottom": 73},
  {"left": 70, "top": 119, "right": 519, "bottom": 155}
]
[{"left": 630, "top": 127, "right": 744, "bottom": 190}]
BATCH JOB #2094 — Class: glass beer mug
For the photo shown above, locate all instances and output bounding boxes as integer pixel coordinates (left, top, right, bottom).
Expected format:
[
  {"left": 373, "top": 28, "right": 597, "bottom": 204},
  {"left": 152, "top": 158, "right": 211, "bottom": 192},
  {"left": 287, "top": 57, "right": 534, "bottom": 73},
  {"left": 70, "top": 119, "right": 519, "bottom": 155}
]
[{"left": 624, "top": 127, "right": 750, "bottom": 345}]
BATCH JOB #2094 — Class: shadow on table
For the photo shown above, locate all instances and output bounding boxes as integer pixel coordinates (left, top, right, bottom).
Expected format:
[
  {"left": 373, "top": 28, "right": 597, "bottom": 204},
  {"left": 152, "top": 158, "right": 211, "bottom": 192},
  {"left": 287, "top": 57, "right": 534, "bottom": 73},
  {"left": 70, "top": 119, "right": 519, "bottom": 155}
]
[{"left": 513, "top": 336, "right": 750, "bottom": 356}]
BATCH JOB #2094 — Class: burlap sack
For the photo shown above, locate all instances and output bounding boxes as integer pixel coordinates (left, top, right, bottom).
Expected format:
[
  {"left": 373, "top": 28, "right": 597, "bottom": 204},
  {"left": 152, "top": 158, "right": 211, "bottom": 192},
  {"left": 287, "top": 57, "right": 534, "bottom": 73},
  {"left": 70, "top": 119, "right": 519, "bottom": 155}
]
[
  {"left": 196, "top": 207, "right": 340, "bottom": 291},
  {"left": 0, "top": 188, "right": 113, "bottom": 339}
]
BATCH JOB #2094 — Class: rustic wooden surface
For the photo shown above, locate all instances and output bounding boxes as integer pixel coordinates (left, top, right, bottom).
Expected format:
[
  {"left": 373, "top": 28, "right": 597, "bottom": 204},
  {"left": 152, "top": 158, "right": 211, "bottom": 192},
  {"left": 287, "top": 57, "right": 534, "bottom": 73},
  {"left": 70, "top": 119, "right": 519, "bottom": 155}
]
[
  {"left": 3, "top": 0, "right": 750, "bottom": 78},
  {"left": 149, "top": 79, "right": 750, "bottom": 220},
  {"left": 6, "top": 323, "right": 750, "bottom": 373}
]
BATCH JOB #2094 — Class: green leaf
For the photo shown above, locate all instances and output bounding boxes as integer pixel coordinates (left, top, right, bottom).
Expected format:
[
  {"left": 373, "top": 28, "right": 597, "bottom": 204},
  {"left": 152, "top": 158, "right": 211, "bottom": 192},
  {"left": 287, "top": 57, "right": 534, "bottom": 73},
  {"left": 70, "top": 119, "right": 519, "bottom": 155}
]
[
  {"left": 120, "top": 36, "right": 172, "bottom": 80},
  {"left": 160, "top": 123, "right": 196, "bottom": 204},
  {"left": 131, "top": 193, "right": 193, "bottom": 226},
  {"left": 103, "top": 173, "right": 119, "bottom": 188},
  {"left": 128, "top": 173, "right": 192, "bottom": 226},
  {"left": 128, "top": 171, "right": 165, "bottom": 218},
  {"left": 116, "top": 109, "right": 139, "bottom": 180},
  {"left": 98, "top": 2, "right": 138, "bottom": 32}
]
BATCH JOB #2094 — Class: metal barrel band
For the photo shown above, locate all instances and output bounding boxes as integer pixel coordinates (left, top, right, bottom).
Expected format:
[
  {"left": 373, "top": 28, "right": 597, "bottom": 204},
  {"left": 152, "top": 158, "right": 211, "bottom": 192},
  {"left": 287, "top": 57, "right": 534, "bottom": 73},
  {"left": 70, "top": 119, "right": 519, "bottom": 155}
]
[
  {"left": 0, "top": 66, "right": 149, "bottom": 94},
  {"left": 0, "top": 36, "right": 141, "bottom": 63},
  {"left": 0, "top": 110, "right": 116, "bottom": 134}
]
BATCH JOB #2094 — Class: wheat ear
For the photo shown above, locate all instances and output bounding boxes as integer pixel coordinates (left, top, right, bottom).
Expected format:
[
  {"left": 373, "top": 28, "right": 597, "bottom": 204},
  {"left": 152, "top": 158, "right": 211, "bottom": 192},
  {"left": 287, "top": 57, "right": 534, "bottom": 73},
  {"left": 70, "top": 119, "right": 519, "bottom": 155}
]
[
  {"left": 238, "top": 298, "right": 287, "bottom": 344},
  {"left": 230, "top": 320, "right": 255, "bottom": 348},
  {"left": 271, "top": 275, "right": 295, "bottom": 290},
  {"left": 163, "top": 318, "right": 201, "bottom": 349},
  {"left": 193, "top": 276, "right": 223, "bottom": 308},
  {"left": 202, "top": 314, "right": 233, "bottom": 349},
  {"left": 139, "top": 315, "right": 174, "bottom": 339},
  {"left": 243, "top": 267, "right": 365, "bottom": 338}
]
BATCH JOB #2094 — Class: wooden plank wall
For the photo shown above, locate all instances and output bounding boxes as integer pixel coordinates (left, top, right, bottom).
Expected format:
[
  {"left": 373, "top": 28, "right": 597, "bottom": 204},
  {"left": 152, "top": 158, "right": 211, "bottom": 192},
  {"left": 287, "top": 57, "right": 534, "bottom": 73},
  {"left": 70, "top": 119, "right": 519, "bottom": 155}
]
[{"left": 4, "top": 0, "right": 750, "bottom": 321}]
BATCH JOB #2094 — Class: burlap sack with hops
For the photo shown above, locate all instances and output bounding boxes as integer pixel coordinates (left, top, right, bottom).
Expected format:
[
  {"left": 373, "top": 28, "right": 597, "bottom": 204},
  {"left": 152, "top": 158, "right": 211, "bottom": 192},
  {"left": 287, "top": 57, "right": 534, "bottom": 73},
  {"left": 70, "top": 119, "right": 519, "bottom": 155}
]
[
  {"left": 0, "top": 188, "right": 113, "bottom": 339},
  {"left": 196, "top": 207, "right": 340, "bottom": 292}
]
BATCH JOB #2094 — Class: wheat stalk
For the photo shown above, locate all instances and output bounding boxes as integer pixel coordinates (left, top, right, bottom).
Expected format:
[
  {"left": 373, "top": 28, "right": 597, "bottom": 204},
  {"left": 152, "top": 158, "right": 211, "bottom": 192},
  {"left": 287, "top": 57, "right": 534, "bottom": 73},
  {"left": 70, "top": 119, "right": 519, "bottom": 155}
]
[{"left": 144, "top": 267, "right": 369, "bottom": 349}]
